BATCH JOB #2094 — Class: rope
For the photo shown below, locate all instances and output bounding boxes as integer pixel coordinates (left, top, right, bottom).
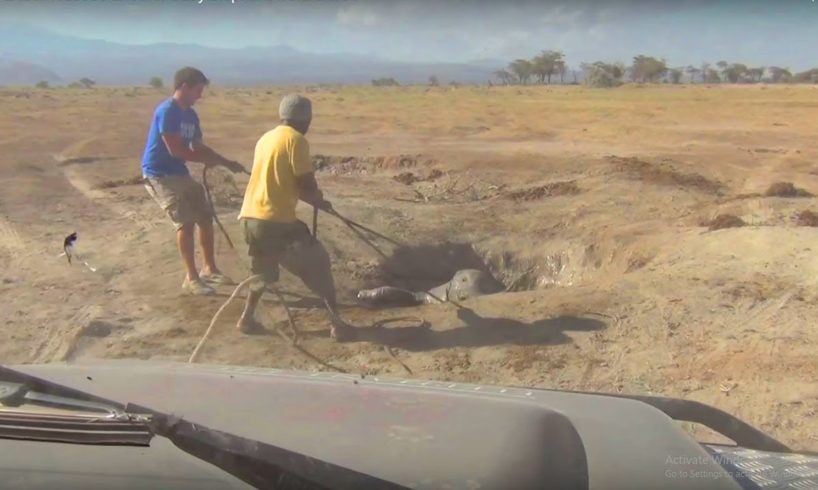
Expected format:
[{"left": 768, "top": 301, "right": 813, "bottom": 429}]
[
  {"left": 192, "top": 167, "right": 419, "bottom": 374},
  {"left": 188, "top": 274, "right": 262, "bottom": 363},
  {"left": 202, "top": 166, "right": 236, "bottom": 250},
  {"left": 191, "top": 168, "right": 343, "bottom": 370}
]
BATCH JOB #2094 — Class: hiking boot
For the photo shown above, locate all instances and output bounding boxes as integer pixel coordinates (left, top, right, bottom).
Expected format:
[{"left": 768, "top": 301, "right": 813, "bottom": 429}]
[
  {"left": 200, "top": 270, "right": 235, "bottom": 286},
  {"left": 182, "top": 277, "right": 216, "bottom": 296}
]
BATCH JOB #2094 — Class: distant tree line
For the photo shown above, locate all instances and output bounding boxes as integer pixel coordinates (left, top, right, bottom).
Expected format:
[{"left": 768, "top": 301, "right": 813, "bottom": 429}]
[
  {"left": 371, "top": 77, "right": 400, "bottom": 87},
  {"left": 30, "top": 76, "right": 168, "bottom": 90},
  {"left": 491, "top": 51, "right": 815, "bottom": 88},
  {"left": 25, "top": 61, "right": 818, "bottom": 90},
  {"left": 493, "top": 50, "right": 568, "bottom": 86}
]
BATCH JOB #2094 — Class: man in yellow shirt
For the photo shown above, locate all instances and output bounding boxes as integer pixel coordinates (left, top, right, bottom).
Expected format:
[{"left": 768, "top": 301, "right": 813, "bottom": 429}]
[{"left": 237, "top": 94, "right": 355, "bottom": 341}]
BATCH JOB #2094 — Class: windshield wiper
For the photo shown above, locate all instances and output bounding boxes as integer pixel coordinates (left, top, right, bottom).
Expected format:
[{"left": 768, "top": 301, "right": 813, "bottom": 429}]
[
  {"left": 132, "top": 404, "right": 407, "bottom": 490},
  {"left": 0, "top": 381, "right": 153, "bottom": 446},
  {"left": 0, "top": 367, "right": 407, "bottom": 490}
]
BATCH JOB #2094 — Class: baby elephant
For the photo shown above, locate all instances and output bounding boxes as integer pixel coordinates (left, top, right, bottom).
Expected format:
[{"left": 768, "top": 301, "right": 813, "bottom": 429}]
[{"left": 357, "top": 269, "right": 505, "bottom": 307}]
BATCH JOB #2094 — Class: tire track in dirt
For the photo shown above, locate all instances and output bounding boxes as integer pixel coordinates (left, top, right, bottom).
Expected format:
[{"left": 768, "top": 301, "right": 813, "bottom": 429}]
[
  {"left": 0, "top": 215, "right": 26, "bottom": 255},
  {"left": 30, "top": 304, "right": 104, "bottom": 363},
  {"left": 61, "top": 166, "right": 161, "bottom": 233}
]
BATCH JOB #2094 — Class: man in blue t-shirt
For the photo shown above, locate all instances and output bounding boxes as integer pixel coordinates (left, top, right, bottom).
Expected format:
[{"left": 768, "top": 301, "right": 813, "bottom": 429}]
[{"left": 142, "top": 66, "right": 245, "bottom": 296}]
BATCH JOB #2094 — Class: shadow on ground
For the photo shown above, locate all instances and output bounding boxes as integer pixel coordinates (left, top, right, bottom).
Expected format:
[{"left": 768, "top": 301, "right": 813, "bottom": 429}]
[
  {"left": 352, "top": 307, "right": 606, "bottom": 352},
  {"left": 211, "top": 289, "right": 358, "bottom": 310}
]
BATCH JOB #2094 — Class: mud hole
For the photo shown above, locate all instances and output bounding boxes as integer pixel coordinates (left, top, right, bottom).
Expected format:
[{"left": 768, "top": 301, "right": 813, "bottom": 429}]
[
  {"left": 606, "top": 155, "right": 723, "bottom": 194},
  {"left": 371, "top": 242, "right": 491, "bottom": 291},
  {"left": 361, "top": 240, "right": 589, "bottom": 295}
]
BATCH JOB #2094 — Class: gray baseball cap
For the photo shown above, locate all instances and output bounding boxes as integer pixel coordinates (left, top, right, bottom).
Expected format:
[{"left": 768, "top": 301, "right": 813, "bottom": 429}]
[{"left": 279, "top": 94, "right": 312, "bottom": 123}]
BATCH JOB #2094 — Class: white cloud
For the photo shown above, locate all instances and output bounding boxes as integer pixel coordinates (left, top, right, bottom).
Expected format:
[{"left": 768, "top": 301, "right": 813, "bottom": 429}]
[
  {"left": 541, "top": 5, "right": 586, "bottom": 27},
  {"left": 336, "top": 4, "right": 382, "bottom": 27},
  {"left": 508, "top": 30, "right": 532, "bottom": 42},
  {"left": 467, "top": 30, "right": 535, "bottom": 60}
]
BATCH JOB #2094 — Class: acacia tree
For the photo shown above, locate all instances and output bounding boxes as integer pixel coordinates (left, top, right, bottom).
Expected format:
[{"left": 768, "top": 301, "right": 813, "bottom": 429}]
[
  {"left": 722, "top": 63, "right": 748, "bottom": 83},
  {"left": 715, "top": 61, "right": 729, "bottom": 82},
  {"left": 508, "top": 59, "right": 534, "bottom": 85},
  {"left": 149, "top": 76, "right": 164, "bottom": 89},
  {"left": 704, "top": 68, "right": 721, "bottom": 83},
  {"left": 686, "top": 66, "right": 701, "bottom": 84},
  {"left": 557, "top": 61, "right": 567, "bottom": 83},
  {"left": 746, "top": 67, "right": 765, "bottom": 83},
  {"left": 669, "top": 68, "right": 683, "bottom": 84},
  {"left": 493, "top": 69, "right": 514, "bottom": 85},
  {"left": 531, "top": 50, "right": 565, "bottom": 84},
  {"left": 700, "top": 63, "right": 713, "bottom": 83},
  {"left": 582, "top": 61, "right": 625, "bottom": 87},
  {"left": 630, "top": 55, "right": 668, "bottom": 83},
  {"left": 768, "top": 66, "right": 792, "bottom": 83}
]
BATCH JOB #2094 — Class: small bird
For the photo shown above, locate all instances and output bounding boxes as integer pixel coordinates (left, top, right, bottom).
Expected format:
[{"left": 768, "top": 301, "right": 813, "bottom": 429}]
[
  {"left": 59, "top": 232, "right": 96, "bottom": 272},
  {"left": 63, "top": 232, "right": 78, "bottom": 264}
]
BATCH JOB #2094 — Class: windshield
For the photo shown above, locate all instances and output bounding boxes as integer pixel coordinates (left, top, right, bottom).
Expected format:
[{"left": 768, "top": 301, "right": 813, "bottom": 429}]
[{"left": 1, "top": 0, "right": 817, "bottom": 487}]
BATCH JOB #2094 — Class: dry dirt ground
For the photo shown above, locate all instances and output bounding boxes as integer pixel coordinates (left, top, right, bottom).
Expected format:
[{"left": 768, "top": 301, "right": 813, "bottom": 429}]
[{"left": 2, "top": 84, "right": 818, "bottom": 450}]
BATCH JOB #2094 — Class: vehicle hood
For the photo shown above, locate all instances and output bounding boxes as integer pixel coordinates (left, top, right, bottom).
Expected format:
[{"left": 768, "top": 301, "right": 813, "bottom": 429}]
[{"left": 5, "top": 359, "right": 777, "bottom": 489}]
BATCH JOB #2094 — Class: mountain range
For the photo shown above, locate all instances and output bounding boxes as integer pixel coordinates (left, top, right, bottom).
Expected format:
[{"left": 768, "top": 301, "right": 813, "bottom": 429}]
[{"left": 0, "top": 25, "right": 502, "bottom": 86}]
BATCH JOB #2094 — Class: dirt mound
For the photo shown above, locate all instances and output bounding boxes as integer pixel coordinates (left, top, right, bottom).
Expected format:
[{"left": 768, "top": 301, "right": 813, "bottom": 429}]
[
  {"left": 796, "top": 210, "right": 818, "bottom": 227},
  {"left": 704, "top": 214, "right": 746, "bottom": 231},
  {"left": 93, "top": 175, "right": 145, "bottom": 190},
  {"left": 393, "top": 172, "right": 417, "bottom": 185},
  {"left": 397, "top": 174, "right": 505, "bottom": 204},
  {"left": 506, "top": 181, "right": 581, "bottom": 201},
  {"left": 393, "top": 169, "right": 445, "bottom": 186},
  {"left": 765, "top": 182, "right": 813, "bottom": 198},
  {"left": 314, "top": 154, "right": 438, "bottom": 176},
  {"left": 607, "top": 155, "right": 722, "bottom": 194}
]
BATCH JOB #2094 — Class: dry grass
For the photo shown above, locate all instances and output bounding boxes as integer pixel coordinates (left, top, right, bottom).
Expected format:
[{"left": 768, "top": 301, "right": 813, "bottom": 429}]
[
  {"left": 704, "top": 214, "right": 746, "bottom": 230},
  {"left": 796, "top": 210, "right": 818, "bottom": 226},
  {"left": 506, "top": 181, "right": 581, "bottom": 201},
  {"left": 765, "top": 182, "right": 813, "bottom": 198},
  {"left": 607, "top": 155, "right": 723, "bottom": 194},
  {"left": 393, "top": 169, "right": 445, "bottom": 185}
]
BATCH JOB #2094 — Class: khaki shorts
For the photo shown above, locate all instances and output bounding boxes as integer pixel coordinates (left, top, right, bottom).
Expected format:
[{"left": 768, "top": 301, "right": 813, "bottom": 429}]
[
  {"left": 243, "top": 218, "right": 337, "bottom": 303},
  {"left": 242, "top": 218, "right": 316, "bottom": 282},
  {"left": 144, "top": 174, "right": 212, "bottom": 230}
]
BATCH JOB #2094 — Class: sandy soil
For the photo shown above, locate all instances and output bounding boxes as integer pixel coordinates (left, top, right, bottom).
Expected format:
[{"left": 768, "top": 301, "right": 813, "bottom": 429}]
[{"left": 2, "top": 83, "right": 818, "bottom": 450}]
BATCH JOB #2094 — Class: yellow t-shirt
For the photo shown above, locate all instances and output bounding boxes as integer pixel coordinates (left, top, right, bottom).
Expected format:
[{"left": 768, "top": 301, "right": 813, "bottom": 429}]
[{"left": 238, "top": 125, "right": 314, "bottom": 223}]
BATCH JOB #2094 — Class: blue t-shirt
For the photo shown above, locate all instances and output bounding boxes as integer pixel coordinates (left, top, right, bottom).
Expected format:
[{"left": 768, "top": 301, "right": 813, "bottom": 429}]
[{"left": 141, "top": 98, "right": 202, "bottom": 177}]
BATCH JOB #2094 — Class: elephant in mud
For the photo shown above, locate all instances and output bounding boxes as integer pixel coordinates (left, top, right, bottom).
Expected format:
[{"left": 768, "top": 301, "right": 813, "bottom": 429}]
[{"left": 356, "top": 269, "right": 505, "bottom": 307}]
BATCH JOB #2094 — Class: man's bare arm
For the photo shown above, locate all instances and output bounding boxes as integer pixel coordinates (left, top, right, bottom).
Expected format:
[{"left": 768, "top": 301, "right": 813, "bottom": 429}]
[
  {"left": 162, "top": 134, "right": 245, "bottom": 173},
  {"left": 296, "top": 172, "right": 331, "bottom": 210}
]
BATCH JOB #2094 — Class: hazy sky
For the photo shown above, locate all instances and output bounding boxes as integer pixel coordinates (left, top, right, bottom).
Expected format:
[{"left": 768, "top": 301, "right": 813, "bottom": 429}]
[{"left": 2, "top": 0, "right": 817, "bottom": 69}]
